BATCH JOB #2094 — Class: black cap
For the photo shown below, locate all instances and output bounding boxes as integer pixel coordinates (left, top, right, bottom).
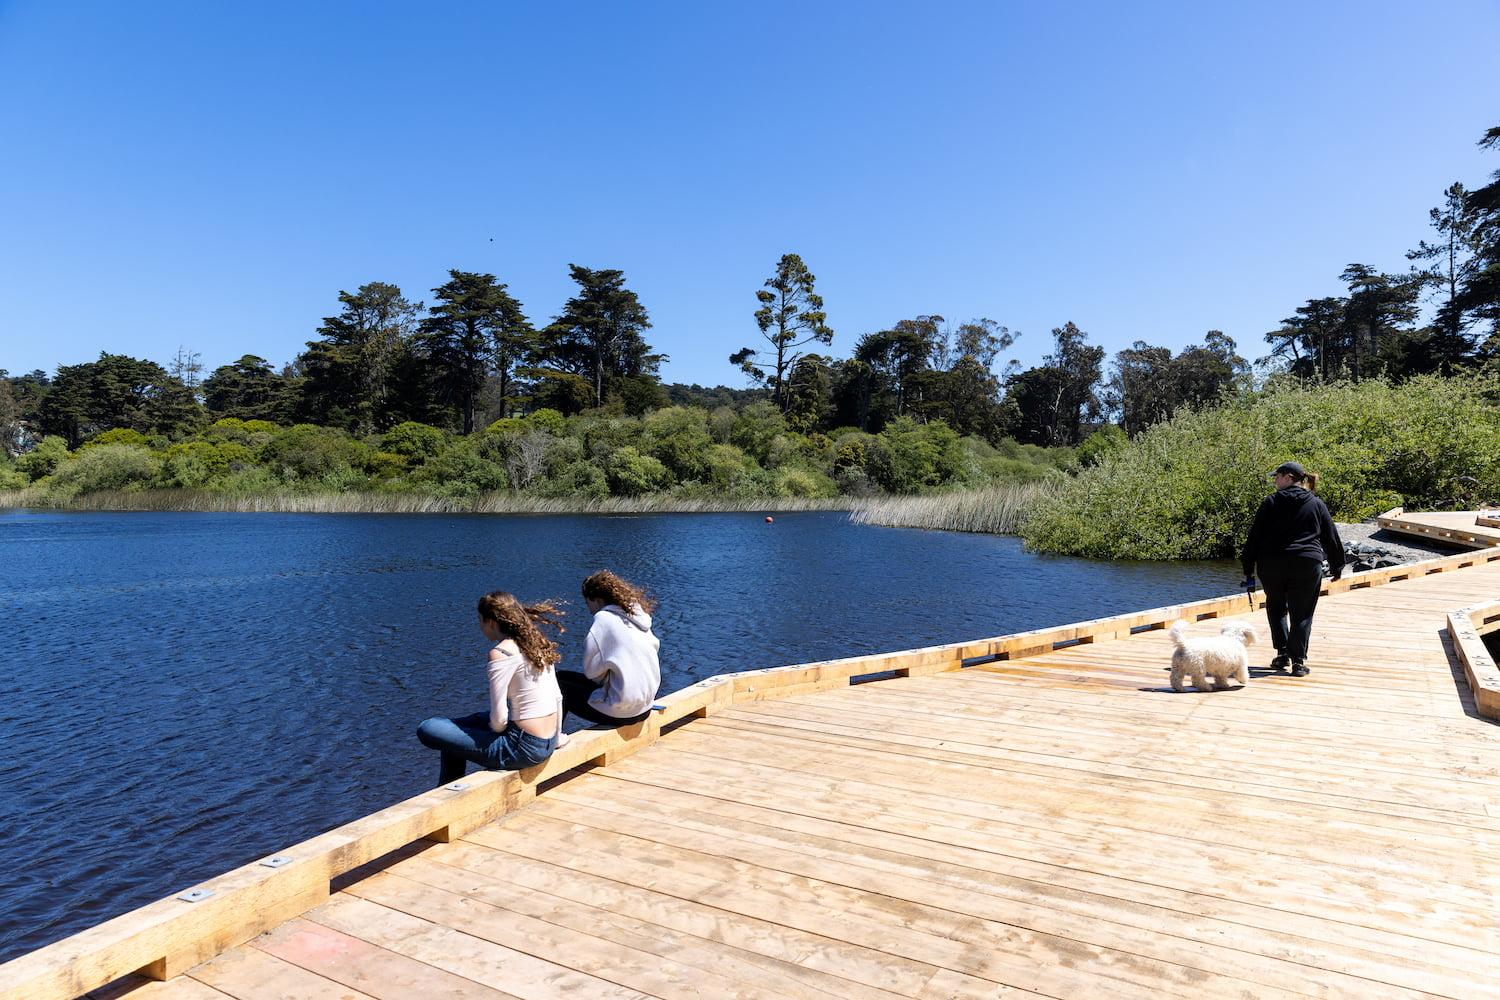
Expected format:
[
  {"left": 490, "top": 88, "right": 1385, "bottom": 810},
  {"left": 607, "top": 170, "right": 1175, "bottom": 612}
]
[{"left": 1274, "top": 461, "right": 1306, "bottom": 479}]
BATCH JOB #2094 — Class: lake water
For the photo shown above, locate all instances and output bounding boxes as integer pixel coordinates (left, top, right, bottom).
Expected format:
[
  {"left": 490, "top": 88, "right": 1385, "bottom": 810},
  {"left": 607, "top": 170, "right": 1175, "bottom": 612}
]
[{"left": 0, "top": 508, "right": 1232, "bottom": 961}]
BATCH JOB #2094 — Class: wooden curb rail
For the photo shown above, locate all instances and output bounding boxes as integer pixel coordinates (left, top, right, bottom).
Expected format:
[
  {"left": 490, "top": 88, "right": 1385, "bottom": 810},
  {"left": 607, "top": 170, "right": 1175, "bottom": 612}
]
[
  {"left": 4, "top": 542, "right": 1500, "bottom": 1000},
  {"left": 1376, "top": 505, "right": 1500, "bottom": 549},
  {"left": 1448, "top": 597, "right": 1500, "bottom": 720}
]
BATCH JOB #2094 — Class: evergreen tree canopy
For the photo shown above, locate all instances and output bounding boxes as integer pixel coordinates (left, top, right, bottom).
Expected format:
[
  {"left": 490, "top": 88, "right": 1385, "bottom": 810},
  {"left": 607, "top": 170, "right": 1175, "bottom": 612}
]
[
  {"left": 543, "top": 265, "right": 658, "bottom": 408},
  {"left": 418, "top": 270, "right": 532, "bottom": 433},
  {"left": 731, "top": 253, "right": 833, "bottom": 409}
]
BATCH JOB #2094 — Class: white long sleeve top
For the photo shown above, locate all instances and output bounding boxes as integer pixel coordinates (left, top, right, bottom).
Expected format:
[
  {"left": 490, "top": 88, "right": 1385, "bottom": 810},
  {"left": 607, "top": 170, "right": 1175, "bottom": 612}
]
[
  {"left": 582, "top": 604, "right": 661, "bottom": 719},
  {"left": 486, "top": 647, "right": 562, "bottom": 733}
]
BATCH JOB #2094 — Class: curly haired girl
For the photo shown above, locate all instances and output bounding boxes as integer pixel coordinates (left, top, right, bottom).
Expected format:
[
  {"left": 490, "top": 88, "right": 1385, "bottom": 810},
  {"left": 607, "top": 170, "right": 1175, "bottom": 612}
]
[
  {"left": 416, "top": 591, "right": 566, "bottom": 785},
  {"left": 557, "top": 570, "right": 661, "bottom": 728}
]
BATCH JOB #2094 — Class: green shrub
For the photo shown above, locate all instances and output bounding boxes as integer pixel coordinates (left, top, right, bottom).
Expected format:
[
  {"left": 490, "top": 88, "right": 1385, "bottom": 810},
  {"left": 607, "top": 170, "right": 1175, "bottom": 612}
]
[
  {"left": 532, "top": 460, "right": 609, "bottom": 500},
  {"left": 48, "top": 444, "right": 161, "bottom": 496},
  {"left": 700, "top": 443, "right": 759, "bottom": 492},
  {"left": 729, "top": 402, "right": 786, "bottom": 463},
  {"left": 157, "top": 441, "right": 254, "bottom": 488},
  {"left": 875, "top": 418, "right": 965, "bottom": 492},
  {"left": 259, "top": 425, "right": 367, "bottom": 481},
  {"left": 772, "top": 464, "right": 839, "bottom": 498},
  {"left": 642, "top": 407, "right": 713, "bottom": 480},
  {"left": 525, "top": 408, "right": 566, "bottom": 434},
  {"left": 367, "top": 451, "right": 408, "bottom": 481},
  {"left": 16, "top": 437, "right": 70, "bottom": 481},
  {"left": 605, "top": 446, "right": 671, "bottom": 496},
  {"left": 0, "top": 460, "right": 26, "bottom": 490},
  {"left": 1021, "top": 375, "right": 1500, "bottom": 560},
  {"left": 381, "top": 421, "right": 447, "bottom": 462},
  {"left": 85, "top": 428, "right": 150, "bottom": 449},
  {"left": 415, "top": 439, "right": 508, "bottom": 498},
  {"left": 1076, "top": 425, "right": 1126, "bottom": 467}
]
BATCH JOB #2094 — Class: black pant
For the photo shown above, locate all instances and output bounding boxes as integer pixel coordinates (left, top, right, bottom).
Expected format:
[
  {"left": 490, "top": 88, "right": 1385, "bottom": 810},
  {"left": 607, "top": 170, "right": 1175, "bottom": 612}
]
[
  {"left": 556, "top": 670, "right": 651, "bottom": 727},
  {"left": 1257, "top": 555, "right": 1323, "bottom": 663}
]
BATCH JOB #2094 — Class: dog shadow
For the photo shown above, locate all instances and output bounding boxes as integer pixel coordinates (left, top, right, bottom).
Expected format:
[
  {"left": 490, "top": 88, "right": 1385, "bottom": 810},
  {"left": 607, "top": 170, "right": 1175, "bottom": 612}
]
[{"left": 1139, "top": 664, "right": 1275, "bottom": 693}]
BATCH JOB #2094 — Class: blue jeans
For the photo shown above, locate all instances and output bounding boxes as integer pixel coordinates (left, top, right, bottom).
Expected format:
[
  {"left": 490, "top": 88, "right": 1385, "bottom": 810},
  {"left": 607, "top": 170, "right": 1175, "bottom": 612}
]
[{"left": 416, "top": 711, "right": 558, "bottom": 786}]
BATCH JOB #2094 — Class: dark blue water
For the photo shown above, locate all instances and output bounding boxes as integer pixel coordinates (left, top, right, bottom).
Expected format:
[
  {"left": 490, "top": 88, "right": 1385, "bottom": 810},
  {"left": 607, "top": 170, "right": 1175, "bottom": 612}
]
[{"left": 0, "top": 509, "right": 1232, "bottom": 961}]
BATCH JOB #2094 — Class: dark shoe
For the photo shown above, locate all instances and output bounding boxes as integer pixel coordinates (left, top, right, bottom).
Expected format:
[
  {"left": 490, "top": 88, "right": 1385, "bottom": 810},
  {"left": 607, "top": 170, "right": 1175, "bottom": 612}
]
[
  {"left": 1270, "top": 653, "right": 1290, "bottom": 672},
  {"left": 1291, "top": 662, "right": 1309, "bottom": 677}
]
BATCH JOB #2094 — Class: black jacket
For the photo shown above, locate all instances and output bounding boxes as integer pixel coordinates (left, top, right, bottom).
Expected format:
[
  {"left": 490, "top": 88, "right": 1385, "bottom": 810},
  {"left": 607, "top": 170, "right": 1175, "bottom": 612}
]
[{"left": 1240, "top": 486, "right": 1345, "bottom": 578}]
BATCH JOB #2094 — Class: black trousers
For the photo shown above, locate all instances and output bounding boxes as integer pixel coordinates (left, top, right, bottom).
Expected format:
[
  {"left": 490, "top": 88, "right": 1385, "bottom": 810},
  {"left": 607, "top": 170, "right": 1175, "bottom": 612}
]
[
  {"left": 1257, "top": 555, "right": 1324, "bottom": 663},
  {"left": 556, "top": 670, "right": 651, "bottom": 727}
]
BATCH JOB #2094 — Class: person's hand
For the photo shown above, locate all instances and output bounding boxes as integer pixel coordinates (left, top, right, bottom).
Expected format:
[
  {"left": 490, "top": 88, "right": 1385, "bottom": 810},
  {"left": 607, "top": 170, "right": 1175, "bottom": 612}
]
[
  {"left": 1240, "top": 577, "right": 1256, "bottom": 590},
  {"left": 1330, "top": 567, "right": 1343, "bottom": 582}
]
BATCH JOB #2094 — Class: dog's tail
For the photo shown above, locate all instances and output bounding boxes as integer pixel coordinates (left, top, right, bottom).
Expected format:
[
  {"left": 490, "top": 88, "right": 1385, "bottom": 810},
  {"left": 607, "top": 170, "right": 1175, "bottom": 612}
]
[{"left": 1167, "top": 620, "right": 1190, "bottom": 650}]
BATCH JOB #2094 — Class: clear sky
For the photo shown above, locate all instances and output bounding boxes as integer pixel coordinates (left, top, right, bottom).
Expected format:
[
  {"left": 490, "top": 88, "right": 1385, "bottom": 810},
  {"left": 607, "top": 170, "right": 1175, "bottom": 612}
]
[{"left": 1, "top": 1, "right": 1497, "bottom": 385}]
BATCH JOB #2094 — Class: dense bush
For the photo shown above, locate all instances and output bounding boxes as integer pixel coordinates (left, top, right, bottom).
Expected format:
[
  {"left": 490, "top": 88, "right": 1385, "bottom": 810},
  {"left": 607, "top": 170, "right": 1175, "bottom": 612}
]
[
  {"left": 16, "top": 436, "right": 70, "bottom": 480},
  {"left": 9, "top": 398, "right": 1065, "bottom": 504},
  {"left": 157, "top": 441, "right": 254, "bottom": 488},
  {"left": 414, "top": 439, "right": 508, "bottom": 498},
  {"left": 47, "top": 444, "right": 161, "bottom": 496},
  {"left": 1021, "top": 376, "right": 1500, "bottom": 560},
  {"left": 380, "top": 421, "right": 447, "bottom": 462},
  {"left": 259, "top": 424, "right": 368, "bottom": 481}
]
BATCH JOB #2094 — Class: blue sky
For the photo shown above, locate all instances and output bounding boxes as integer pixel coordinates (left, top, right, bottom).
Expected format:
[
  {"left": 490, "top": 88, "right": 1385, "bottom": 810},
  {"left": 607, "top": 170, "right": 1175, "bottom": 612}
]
[{"left": 1, "top": 1, "right": 1497, "bottom": 385}]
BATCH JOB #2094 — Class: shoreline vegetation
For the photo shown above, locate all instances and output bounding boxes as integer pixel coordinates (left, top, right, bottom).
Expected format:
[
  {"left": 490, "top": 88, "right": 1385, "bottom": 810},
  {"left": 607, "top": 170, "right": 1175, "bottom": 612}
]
[
  {"left": 3, "top": 375, "right": 1498, "bottom": 555},
  {"left": 0, "top": 487, "right": 854, "bottom": 516}
]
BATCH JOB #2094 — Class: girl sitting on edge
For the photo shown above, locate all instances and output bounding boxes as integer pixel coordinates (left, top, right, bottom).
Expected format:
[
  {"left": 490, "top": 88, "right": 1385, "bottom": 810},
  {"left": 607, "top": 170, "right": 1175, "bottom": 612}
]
[
  {"left": 416, "top": 591, "right": 565, "bottom": 786},
  {"left": 557, "top": 570, "right": 661, "bottom": 729}
]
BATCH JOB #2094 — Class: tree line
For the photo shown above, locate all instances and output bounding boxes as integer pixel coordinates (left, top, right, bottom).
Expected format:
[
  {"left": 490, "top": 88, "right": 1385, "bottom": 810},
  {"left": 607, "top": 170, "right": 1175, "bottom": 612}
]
[{"left": 4, "top": 121, "right": 1498, "bottom": 468}]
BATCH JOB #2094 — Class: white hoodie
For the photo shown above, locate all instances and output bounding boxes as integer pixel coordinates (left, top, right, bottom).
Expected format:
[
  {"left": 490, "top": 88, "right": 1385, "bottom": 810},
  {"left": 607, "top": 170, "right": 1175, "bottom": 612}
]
[{"left": 583, "top": 603, "right": 661, "bottom": 718}]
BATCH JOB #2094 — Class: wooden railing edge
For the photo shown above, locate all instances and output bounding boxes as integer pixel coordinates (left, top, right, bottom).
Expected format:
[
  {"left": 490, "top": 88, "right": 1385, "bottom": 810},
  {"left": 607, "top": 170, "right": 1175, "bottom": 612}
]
[
  {"left": 6, "top": 541, "right": 1500, "bottom": 1000},
  {"left": 1448, "top": 598, "right": 1500, "bottom": 721},
  {"left": 1375, "top": 506, "right": 1500, "bottom": 549}
]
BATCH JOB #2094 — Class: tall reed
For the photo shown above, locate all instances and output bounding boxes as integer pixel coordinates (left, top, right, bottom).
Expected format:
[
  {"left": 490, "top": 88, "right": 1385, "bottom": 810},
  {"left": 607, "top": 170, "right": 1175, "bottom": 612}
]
[
  {"left": 847, "top": 482, "right": 1053, "bottom": 535},
  {"left": 0, "top": 488, "right": 854, "bottom": 516}
]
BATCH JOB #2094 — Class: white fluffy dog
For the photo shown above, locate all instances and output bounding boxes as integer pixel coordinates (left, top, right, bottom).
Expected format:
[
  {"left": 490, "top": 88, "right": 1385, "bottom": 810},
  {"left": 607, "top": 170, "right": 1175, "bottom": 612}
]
[{"left": 1167, "top": 621, "right": 1256, "bottom": 692}]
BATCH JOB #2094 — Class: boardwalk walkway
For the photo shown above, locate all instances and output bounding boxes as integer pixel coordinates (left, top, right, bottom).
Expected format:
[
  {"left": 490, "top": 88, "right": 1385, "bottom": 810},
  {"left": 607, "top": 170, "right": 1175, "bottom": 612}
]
[{"left": 9, "top": 552, "right": 1500, "bottom": 999}]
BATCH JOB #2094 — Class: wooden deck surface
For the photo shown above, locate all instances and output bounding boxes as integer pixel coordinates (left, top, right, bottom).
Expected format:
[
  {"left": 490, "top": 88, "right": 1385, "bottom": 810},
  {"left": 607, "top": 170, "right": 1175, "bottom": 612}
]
[
  {"left": 1377, "top": 508, "right": 1500, "bottom": 549},
  {"left": 77, "top": 560, "right": 1500, "bottom": 1000}
]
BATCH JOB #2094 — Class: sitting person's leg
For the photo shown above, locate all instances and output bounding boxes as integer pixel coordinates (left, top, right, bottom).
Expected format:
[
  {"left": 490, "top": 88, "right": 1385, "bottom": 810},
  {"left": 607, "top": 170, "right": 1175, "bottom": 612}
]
[
  {"left": 556, "top": 670, "right": 637, "bottom": 726},
  {"left": 416, "top": 711, "right": 499, "bottom": 786}
]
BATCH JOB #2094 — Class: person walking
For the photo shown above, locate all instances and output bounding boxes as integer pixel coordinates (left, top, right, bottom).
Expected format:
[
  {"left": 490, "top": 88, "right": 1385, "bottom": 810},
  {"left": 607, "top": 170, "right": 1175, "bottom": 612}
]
[{"left": 1240, "top": 462, "right": 1345, "bottom": 677}]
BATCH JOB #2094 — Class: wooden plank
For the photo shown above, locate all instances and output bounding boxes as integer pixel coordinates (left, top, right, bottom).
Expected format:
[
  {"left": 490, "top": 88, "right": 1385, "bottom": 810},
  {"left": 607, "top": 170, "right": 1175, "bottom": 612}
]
[
  {"left": 473, "top": 811, "right": 1317, "bottom": 1000},
  {"left": 346, "top": 868, "right": 820, "bottom": 1000},
  {"left": 305, "top": 894, "right": 647, "bottom": 999},
  {"left": 427, "top": 840, "right": 940, "bottom": 999},
  {"left": 534, "top": 779, "right": 1491, "bottom": 1000},
  {"left": 253, "top": 917, "right": 519, "bottom": 999},
  {"left": 548, "top": 769, "right": 1500, "bottom": 998},
  {"left": 88, "top": 976, "right": 231, "bottom": 1000},
  {"left": 189, "top": 946, "right": 378, "bottom": 1000},
  {"left": 600, "top": 746, "right": 1500, "bottom": 946},
  {"left": 376, "top": 852, "right": 921, "bottom": 1000}
]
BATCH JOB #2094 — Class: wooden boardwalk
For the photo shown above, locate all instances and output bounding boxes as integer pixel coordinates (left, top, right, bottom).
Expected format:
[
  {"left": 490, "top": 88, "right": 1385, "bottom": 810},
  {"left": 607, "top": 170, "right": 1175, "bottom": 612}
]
[
  {"left": 1377, "top": 507, "right": 1500, "bottom": 549},
  {"left": 8, "top": 549, "right": 1500, "bottom": 1000}
]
